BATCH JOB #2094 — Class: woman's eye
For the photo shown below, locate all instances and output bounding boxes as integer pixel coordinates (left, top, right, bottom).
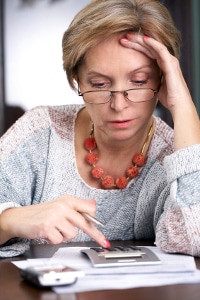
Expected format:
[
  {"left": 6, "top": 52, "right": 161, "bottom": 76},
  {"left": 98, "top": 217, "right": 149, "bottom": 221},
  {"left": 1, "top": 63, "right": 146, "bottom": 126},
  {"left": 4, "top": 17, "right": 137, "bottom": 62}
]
[
  {"left": 91, "top": 82, "right": 107, "bottom": 88},
  {"left": 133, "top": 80, "right": 148, "bottom": 86}
]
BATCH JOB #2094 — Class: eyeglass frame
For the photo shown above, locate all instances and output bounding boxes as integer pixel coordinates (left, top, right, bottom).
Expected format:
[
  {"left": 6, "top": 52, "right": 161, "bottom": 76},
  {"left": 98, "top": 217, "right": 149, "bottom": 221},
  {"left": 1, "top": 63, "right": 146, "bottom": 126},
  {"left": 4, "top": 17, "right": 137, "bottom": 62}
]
[{"left": 78, "top": 87, "right": 160, "bottom": 104}]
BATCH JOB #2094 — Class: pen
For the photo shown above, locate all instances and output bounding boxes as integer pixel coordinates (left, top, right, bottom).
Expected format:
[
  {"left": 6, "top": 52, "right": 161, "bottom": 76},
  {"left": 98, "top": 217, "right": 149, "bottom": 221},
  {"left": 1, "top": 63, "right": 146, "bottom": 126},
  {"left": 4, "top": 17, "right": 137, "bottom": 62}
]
[{"left": 81, "top": 212, "right": 105, "bottom": 227}]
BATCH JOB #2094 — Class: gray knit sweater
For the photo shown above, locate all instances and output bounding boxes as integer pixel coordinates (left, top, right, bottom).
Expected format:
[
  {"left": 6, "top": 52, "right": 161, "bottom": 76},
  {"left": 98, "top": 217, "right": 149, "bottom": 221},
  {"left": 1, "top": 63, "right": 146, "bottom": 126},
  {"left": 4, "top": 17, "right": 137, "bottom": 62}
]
[{"left": 1, "top": 105, "right": 200, "bottom": 258}]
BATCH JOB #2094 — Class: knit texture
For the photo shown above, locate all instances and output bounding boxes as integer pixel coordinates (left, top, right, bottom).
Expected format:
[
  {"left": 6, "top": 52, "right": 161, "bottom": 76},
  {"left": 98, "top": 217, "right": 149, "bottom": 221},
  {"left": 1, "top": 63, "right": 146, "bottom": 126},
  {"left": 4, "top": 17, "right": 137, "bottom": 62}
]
[{"left": 1, "top": 104, "right": 200, "bottom": 257}]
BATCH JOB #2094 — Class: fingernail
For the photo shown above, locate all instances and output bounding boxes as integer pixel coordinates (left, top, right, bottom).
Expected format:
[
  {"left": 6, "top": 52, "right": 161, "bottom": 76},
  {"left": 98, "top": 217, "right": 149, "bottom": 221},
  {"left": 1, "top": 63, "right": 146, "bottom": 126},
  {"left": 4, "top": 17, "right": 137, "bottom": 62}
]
[{"left": 103, "top": 239, "right": 111, "bottom": 248}]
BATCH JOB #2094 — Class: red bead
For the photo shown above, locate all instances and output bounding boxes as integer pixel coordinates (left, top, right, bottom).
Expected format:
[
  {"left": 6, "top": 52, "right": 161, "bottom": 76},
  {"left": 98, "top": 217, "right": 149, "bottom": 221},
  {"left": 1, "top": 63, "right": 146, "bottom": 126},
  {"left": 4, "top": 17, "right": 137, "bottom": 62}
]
[
  {"left": 85, "top": 152, "right": 99, "bottom": 165},
  {"left": 132, "top": 153, "right": 146, "bottom": 167},
  {"left": 116, "top": 176, "right": 128, "bottom": 189},
  {"left": 101, "top": 175, "right": 114, "bottom": 189},
  {"left": 126, "top": 165, "right": 139, "bottom": 178},
  {"left": 91, "top": 166, "right": 104, "bottom": 178},
  {"left": 84, "top": 137, "right": 97, "bottom": 150}
]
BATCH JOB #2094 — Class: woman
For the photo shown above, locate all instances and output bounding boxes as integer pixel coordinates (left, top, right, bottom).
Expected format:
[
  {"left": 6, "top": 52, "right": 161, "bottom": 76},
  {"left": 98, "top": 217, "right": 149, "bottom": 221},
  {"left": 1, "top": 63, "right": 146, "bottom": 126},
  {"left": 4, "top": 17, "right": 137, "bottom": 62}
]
[{"left": 0, "top": 0, "right": 200, "bottom": 257}]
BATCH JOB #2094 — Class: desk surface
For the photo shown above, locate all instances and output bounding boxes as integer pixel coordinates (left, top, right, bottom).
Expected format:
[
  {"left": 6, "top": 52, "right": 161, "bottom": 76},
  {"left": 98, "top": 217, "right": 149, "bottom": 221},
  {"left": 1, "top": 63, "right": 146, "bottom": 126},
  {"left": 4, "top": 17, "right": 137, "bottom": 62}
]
[{"left": 1, "top": 240, "right": 200, "bottom": 300}]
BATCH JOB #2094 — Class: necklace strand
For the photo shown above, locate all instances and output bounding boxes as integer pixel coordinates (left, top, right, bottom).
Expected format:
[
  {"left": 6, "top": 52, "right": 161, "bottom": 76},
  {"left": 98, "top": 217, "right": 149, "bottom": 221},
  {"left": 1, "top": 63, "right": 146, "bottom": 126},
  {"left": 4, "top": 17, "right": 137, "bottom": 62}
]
[{"left": 84, "top": 124, "right": 153, "bottom": 189}]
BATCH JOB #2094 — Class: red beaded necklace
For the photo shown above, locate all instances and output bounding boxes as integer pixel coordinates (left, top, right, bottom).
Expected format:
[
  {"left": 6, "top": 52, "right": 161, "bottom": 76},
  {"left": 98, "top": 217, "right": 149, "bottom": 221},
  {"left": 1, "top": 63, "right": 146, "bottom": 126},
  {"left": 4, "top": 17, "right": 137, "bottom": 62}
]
[{"left": 84, "top": 124, "right": 153, "bottom": 189}]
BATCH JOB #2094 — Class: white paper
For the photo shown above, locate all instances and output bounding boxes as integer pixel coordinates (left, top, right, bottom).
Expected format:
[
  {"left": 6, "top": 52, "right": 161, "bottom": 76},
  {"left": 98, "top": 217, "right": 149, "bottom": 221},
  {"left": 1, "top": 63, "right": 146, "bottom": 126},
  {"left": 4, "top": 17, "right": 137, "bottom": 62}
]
[
  {"left": 48, "top": 246, "right": 197, "bottom": 275},
  {"left": 51, "top": 246, "right": 200, "bottom": 293},
  {"left": 12, "top": 258, "right": 50, "bottom": 269},
  {"left": 12, "top": 246, "right": 200, "bottom": 294}
]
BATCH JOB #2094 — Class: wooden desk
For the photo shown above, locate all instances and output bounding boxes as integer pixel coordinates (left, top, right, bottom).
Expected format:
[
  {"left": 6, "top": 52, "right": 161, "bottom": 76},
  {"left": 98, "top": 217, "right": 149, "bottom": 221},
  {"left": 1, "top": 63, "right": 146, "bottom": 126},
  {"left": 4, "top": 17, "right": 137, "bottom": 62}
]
[{"left": 1, "top": 240, "right": 200, "bottom": 300}]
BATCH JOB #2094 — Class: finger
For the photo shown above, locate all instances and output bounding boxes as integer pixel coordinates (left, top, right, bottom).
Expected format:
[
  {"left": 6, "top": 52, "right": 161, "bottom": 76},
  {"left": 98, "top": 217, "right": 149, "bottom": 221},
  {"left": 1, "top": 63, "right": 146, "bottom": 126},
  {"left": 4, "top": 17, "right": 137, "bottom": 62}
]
[
  {"left": 66, "top": 209, "right": 110, "bottom": 248},
  {"left": 43, "top": 228, "right": 65, "bottom": 244},
  {"left": 120, "top": 34, "right": 156, "bottom": 59},
  {"left": 62, "top": 195, "right": 97, "bottom": 217},
  {"left": 50, "top": 196, "right": 110, "bottom": 248},
  {"left": 120, "top": 33, "right": 170, "bottom": 63},
  {"left": 81, "top": 221, "right": 110, "bottom": 248},
  {"left": 142, "top": 35, "right": 167, "bottom": 56},
  {"left": 56, "top": 220, "right": 78, "bottom": 241}
]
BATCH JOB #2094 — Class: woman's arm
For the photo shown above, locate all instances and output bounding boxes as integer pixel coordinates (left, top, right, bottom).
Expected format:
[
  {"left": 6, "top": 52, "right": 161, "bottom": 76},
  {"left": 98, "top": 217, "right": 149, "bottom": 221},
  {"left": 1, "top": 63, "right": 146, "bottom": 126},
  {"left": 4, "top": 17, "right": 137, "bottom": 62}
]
[
  {"left": 0, "top": 107, "right": 109, "bottom": 257},
  {"left": 120, "top": 34, "right": 200, "bottom": 256}
]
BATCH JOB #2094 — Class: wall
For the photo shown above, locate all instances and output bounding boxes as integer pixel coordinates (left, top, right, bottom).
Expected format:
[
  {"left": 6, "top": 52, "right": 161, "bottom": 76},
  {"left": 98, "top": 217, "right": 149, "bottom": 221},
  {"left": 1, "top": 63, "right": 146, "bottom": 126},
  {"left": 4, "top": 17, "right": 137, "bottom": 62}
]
[
  {"left": 4, "top": 0, "right": 200, "bottom": 119},
  {"left": 4, "top": 0, "right": 89, "bottom": 111}
]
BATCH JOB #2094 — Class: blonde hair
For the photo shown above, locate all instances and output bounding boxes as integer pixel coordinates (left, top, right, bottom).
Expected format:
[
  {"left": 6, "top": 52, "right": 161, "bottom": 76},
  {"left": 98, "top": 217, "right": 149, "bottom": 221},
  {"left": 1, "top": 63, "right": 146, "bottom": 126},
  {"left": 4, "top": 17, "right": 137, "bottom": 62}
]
[{"left": 62, "top": 0, "right": 181, "bottom": 90}]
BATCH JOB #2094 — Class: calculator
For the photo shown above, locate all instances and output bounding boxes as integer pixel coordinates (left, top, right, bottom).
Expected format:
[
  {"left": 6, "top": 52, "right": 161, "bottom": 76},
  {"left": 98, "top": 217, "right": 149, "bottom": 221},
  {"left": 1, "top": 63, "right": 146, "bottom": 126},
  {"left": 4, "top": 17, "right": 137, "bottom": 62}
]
[{"left": 81, "top": 246, "right": 161, "bottom": 267}]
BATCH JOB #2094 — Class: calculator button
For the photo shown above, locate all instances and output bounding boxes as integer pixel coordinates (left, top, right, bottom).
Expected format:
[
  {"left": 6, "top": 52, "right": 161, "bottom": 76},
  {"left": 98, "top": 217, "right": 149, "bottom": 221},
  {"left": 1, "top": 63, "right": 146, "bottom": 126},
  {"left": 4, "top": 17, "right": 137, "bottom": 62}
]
[
  {"left": 113, "top": 246, "right": 125, "bottom": 251},
  {"left": 89, "top": 246, "right": 145, "bottom": 258},
  {"left": 114, "top": 246, "right": 132, "bottom": 251},
  {"left": 90, "top": 247, "right": 104, "bottom": 252},
  {"left": 108, "top": 247, "right": 118, "bottom": 251},
  {"left": 129, "top": 246, "right": 142, "bottom": 251}
]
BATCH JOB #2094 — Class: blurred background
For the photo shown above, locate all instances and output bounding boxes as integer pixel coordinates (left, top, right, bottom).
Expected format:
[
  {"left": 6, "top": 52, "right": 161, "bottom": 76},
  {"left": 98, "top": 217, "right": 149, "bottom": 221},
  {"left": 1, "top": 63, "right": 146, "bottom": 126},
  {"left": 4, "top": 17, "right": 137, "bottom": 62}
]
[{"left": 0, "top": 0, "right": 200, "bottom": 135}]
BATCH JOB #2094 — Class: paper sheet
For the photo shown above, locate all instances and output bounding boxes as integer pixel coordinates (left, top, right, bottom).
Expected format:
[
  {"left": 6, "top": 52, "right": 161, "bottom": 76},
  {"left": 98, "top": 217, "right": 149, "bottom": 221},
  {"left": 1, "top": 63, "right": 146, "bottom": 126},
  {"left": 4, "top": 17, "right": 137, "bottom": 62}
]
[
  {"left": 12, "top": 246, "right": 200, "bottom": 294},
  {"left": 48, "top": 246, "right": 197, "bottom": 274}
]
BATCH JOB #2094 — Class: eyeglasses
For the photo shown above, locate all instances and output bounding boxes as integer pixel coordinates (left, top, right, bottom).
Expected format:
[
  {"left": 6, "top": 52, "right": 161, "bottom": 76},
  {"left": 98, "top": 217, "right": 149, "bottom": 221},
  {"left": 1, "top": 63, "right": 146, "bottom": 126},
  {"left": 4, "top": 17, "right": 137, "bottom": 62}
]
[{"left": 78, "top": 88, "right": 159, "bottom": 104}]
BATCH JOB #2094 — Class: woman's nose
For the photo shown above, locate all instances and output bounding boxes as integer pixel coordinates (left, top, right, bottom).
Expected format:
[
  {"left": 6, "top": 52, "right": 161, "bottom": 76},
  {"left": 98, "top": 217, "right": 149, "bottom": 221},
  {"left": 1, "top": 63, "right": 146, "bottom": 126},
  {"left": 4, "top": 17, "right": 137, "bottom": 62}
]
[{"left": 109, "top": 91, "right": 130, "bottom": 111}]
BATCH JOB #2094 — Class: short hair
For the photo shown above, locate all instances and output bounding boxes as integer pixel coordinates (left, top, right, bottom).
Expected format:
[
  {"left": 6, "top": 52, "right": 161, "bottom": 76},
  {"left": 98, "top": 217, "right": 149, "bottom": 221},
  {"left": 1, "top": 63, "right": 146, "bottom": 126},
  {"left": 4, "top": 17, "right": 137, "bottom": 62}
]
[{"left": 62, "top": 0, "right": 181, "bottom": 90}]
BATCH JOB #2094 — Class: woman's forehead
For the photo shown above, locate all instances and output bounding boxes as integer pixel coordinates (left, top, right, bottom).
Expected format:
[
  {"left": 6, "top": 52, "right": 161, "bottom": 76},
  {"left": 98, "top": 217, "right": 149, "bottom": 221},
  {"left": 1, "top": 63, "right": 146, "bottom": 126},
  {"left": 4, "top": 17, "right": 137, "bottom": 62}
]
[{"left": 81, "top": 35, "right": 158, "bottom": 76}]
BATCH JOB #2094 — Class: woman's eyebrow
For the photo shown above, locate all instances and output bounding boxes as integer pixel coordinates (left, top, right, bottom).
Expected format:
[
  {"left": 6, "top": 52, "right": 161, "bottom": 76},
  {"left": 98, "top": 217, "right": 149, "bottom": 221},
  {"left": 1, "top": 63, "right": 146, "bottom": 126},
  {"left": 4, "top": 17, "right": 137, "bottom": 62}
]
[
  {"left": 131, "top": 65, "right": 155, "bottom": 72},
  {"left": 86, "top": 70, "right": 109, "bottom": 76},
  {"left": 85, "top": 71, "right": 112, "bottom": 81},
  {"left": 86, "top": 64, "right": 154, "bottom": 75}
]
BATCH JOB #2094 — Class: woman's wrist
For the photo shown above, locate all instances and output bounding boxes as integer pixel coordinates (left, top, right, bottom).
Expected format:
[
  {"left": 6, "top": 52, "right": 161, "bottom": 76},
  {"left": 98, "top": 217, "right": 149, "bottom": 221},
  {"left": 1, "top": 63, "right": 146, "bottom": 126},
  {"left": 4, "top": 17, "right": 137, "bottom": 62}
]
[
  {"left": 0, "top": 208, "right": 16, "bottom": 245},
  {"left": 172, "top": 105, "right": 200, "bottom": 150}
]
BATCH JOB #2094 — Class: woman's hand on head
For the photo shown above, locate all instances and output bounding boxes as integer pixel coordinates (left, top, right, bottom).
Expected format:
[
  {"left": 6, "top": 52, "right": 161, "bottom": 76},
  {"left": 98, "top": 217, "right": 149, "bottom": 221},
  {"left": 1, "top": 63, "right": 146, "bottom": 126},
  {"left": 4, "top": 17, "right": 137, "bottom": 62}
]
[
  {"left": 120, "top": 33, "right": 200, "bottom": 149},
  {"left": 0, "top": 195, "right": 110, "bottom": 248},
  {"left": 120, "top": 33, "right": 192, "bottom": 116}
]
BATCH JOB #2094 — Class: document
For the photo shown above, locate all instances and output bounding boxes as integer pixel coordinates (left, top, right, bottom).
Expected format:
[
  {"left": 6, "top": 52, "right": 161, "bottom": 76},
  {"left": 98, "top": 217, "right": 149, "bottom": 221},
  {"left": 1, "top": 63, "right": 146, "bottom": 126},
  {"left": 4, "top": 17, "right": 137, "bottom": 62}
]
[{"left": 13, "top": 246, "right": 200, "bottom": 294}]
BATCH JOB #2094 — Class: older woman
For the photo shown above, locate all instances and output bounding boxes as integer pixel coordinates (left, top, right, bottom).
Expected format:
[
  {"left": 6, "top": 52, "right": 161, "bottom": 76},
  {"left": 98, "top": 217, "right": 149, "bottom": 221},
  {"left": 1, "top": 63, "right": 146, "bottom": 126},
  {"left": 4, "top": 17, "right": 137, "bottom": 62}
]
[{"left": 0, "top": 0, "right": 200, "bottom": 257}]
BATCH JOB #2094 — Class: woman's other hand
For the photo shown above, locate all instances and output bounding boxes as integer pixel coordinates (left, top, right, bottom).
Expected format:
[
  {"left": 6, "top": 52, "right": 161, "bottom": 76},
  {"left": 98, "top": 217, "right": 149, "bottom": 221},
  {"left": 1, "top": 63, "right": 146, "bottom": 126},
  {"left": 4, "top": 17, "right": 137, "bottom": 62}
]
[{"left": 120, "top": 33, "right": 200, "bottom": 149}]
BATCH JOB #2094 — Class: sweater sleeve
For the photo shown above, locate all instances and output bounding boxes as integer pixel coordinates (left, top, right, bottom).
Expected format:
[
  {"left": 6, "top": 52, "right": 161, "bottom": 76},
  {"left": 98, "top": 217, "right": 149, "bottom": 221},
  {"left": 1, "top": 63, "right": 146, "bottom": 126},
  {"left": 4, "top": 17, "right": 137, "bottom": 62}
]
[
  {"left": 155, "top": 144, "right": 200, "bottom": 256},
  {"left": 0, "top": 107, "right": 51, "bottom": 257}
]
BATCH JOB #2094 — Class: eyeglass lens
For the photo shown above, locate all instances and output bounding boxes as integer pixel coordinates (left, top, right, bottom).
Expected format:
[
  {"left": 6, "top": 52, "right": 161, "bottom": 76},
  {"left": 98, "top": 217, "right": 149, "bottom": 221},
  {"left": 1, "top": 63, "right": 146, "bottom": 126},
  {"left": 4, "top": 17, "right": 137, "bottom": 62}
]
[{"left": 82, "top": 89, "right": 155, "bottom": 104}]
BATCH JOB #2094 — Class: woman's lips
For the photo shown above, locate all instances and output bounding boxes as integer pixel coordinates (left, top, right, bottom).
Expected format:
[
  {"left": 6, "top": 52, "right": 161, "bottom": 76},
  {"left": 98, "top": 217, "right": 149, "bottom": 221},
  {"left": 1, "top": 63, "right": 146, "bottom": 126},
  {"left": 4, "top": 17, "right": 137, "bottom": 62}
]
[{"left": 110, "top": 119, "right": 133, "bottom": 128}]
